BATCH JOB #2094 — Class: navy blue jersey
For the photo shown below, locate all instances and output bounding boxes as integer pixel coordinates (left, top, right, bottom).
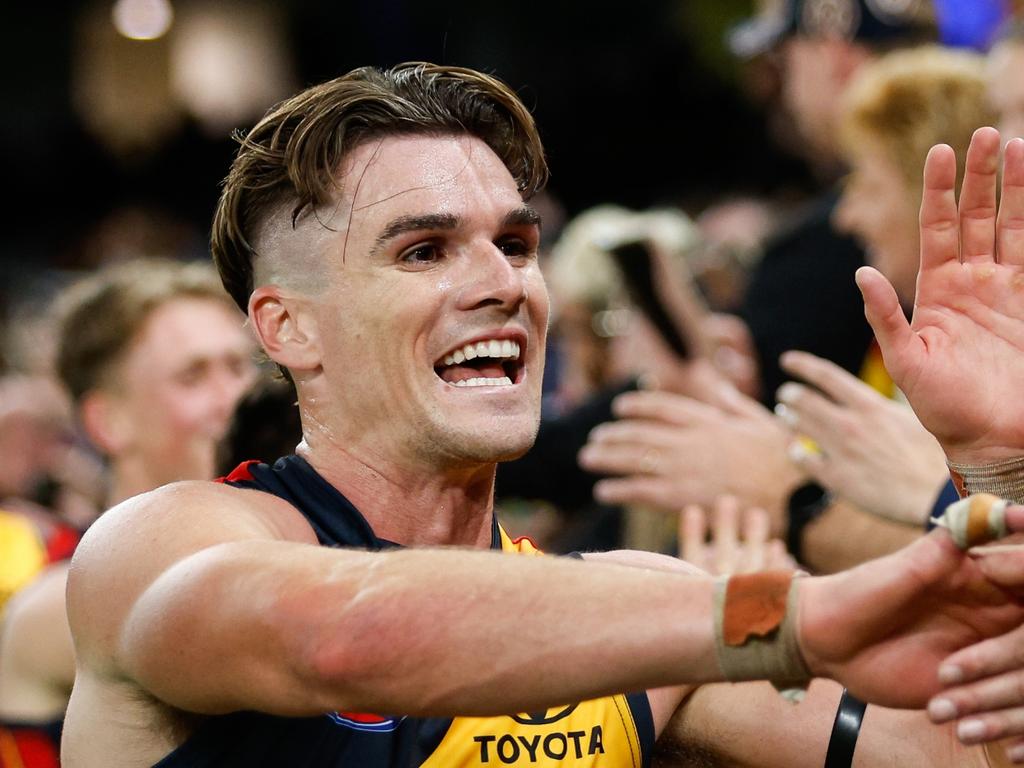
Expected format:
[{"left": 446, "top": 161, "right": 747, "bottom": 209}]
[{"left": 153, "top": 455, "right": 654, "bottom": 767}]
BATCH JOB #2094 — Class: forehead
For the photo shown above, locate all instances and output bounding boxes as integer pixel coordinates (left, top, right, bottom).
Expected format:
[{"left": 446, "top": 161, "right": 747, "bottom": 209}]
[
  {"left": 331, "top": 134, "right": 523, "bottom": 234},
  {"left": 128, "top": 298, "right": 248, "bottom": 363}
]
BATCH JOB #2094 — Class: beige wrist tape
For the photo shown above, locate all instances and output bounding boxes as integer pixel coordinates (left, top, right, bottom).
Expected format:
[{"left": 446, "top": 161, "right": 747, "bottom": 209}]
[
  {"left": 947, "top": 456, "right": 1024, "bottom": 505},
  {"left": 713, "top": 572, "right": 812, "bottom": 697},
  {"left": 931, "top": 493, "right": 1009, "bottom": 549}
]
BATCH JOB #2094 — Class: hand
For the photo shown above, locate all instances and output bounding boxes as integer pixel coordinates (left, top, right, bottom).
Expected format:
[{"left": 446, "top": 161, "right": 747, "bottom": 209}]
[
  {"left": 857, "top": 130, "right": 1024, "bottom": 463},
  {"left": 923, "top": 537, "right": 1024, "bottom": 758},
  {"left": 678, "top": 495, "right": 796, "bottom": 575},
  {"left": 777, "top": 350, "right": 949, "bottom": 526},
  {"left": 578, "top": 389, "right": 806, "bottom": 536},
  {"left": 798, "top": 506, "right": 1024, "bottom": 708}
]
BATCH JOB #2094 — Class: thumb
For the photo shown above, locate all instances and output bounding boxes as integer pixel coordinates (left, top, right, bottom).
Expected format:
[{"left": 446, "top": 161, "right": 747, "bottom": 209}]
[{"left": 855, "top": 266, "right": 917, "bottom": 375}]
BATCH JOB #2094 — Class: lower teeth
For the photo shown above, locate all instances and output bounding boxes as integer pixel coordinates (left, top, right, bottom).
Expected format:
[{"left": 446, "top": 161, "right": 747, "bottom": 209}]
[{"left": 452, "top": 376, "right": 513, "bottom": 388}]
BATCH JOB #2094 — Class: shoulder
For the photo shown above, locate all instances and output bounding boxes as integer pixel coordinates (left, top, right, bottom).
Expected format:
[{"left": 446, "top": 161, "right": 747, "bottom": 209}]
[
  {"left": 1, "top": 562, "right": 72, "bottom": 660},
  {"left": 67, "top": 481, "right": 316, "bottom": 670}
]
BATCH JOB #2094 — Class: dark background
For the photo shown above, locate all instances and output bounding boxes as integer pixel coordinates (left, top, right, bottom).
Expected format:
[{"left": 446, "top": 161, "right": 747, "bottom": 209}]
[{"left": 0, "top": 1, "right": 814, "bottom": 298}]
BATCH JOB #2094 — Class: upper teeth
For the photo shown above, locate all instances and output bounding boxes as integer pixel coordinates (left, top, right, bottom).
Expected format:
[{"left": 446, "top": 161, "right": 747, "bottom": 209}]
[{"left": 443, "top": 339, "right": 520, "bottom": 366}]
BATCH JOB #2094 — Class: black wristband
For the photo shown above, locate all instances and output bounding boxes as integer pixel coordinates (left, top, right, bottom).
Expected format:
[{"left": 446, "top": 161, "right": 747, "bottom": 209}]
[
  {"left": 786, "top": 482, "right": 830, "bottom": 564},
  {"left": 823, "top": 689, "right": 867, "bottom": 768}
]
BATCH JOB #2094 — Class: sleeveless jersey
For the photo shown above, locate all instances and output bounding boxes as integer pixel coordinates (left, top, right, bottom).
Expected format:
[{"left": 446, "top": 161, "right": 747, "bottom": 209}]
[{"left": 153, "top": 455, "right": 654, "bottom": 767}]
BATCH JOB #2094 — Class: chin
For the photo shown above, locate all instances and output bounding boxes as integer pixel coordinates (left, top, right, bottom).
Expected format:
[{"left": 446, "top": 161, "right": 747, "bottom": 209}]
[{"left": 429, "top": 420, "right": 539, "bottom": 468}]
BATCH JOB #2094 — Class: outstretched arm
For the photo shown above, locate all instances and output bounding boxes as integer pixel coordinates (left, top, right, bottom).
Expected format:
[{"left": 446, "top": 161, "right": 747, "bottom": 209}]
[{"left": 69, "top": 481, "right": 1024, "bottom": 723}]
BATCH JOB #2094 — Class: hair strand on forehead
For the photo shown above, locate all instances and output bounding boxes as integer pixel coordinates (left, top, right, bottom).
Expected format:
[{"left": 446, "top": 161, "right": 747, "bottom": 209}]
[{"left": 211, "top": 62, "right": 549, "bottom": 319}]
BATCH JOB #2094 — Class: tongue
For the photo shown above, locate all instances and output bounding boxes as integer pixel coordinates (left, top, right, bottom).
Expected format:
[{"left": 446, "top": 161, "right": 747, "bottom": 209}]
[{"left": 439, "top": 361, "right": 507, "bottom": 384}]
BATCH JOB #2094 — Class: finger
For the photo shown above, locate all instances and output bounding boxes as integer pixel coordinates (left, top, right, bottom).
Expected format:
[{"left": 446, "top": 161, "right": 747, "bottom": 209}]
[
  {"left": 740, "top": 506, "right": 769, "bottom": 573},
  {"left": 775, "top": 382, "right": 846, "bottom": 447},
  {"left": 712, "top": 495, "right": 740, "bottom": 574},
  {"left": 779, "top": 350, "right": 880, "bottom": 410},
  {"left": 971, "top": 537, "right": 1024, "bottom": 591},
  {"left": 1006, "top": 737, "right": 1024, "bottom": 764},
  {"left": 919, "top": 143, "right": 961, "bottom": 269},
  {"left": 766, "top": 539, "right": 797, "bottom": 570},
  {"left": 998, "top": 137, "right": 1024, "bottom": 267},
  {"left": 786, "top": 439, "right": 832, "bottom": 487},
  {"left": 612, "top": 390, "right": 720, "bottom": 427},
  {"left": 937, "top": 623, "right": 1024, "bottom": 687},
  {"left": 680, "top": 505, "right": 708, "bottom": 564},
  {"left": 959, "top": 127, "right": 1001, "bottom": 265},
  {"left": 855, "top": 266, "right": 920, "bottom": 378},
  {"left": 592, "top": 476, "right": 687, "bottom": 510},
  {"left": 953, "top": 709, "right": 1024, "bottom": 746},
  {"left": 930, "top": 670, "right": 1024, "bottom": 723},
  {"left": 741, "top": 505, "right": 769, "bottom": 546},
  {"left": 1008, "top": 505, "right": 1024, "bottom": 535},
  {"left": 579, "top": 441, "right": 661, "bottom": 476},
  {"left": 586, "top": 419, "right": 696, "bottom": 451}
]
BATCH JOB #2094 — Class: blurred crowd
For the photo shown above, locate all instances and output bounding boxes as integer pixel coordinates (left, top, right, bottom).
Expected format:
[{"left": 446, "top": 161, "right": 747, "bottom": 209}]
[{"left": 2, "top": 0, "right": 1024, "bottom": 765}]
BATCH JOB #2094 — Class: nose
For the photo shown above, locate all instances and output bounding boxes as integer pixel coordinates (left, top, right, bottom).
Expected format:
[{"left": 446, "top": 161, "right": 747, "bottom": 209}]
[
  {"left": 456, "top": 242, "right": 529, "bottom": 313},
  {"left": 832, "top": 186, "right": 859, "bottom": 236}
]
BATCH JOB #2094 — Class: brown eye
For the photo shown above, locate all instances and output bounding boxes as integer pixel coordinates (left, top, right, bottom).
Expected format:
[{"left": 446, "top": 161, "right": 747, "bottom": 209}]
[
  {"left": 496, "top": 237, "right": 532, "bottom": 260},
  {"left": 400, "top": 244, "right": 444, "bottom": 265}
]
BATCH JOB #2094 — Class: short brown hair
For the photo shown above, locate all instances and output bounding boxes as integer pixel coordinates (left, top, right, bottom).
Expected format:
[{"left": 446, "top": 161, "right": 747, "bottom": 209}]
[
  {"left": 211, "top": 62, "right": 550, "bottom": 312},
  {"left": 839, "top": 46, "right": 994, "bottom": 201},
  {"left": 55, "top": 258, "right": 236, "bottom": 401}
]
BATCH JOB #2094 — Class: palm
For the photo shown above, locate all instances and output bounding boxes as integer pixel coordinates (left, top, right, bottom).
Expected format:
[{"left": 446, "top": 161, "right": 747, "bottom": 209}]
[{"left": 860, "top": 131, "right": 1024, "bottom": 462}]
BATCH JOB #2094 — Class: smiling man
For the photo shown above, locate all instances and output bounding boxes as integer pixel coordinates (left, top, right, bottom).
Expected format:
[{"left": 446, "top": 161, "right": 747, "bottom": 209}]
[{"left": 59, "top": 64, "right": 1024, "bottom": 767}]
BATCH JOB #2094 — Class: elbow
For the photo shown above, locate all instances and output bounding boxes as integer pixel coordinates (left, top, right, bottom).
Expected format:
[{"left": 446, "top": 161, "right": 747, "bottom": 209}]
[{"left": 274, "top": 582, "right": 409, "bottom": 713}]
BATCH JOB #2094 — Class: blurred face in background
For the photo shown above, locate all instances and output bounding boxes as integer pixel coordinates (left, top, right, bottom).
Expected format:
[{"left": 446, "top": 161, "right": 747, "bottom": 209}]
[
  {"left": 780, "top": 36, "right": 869, "bottom": 167},
  {"left": 833, "top": 143, "right": 920, "bottom": 307},
  {"left": 96, "top": 296, "right": 256, "bottom": 488},
  {"left": 987, "top": 40, "right": 1024, "bottom": 142}
]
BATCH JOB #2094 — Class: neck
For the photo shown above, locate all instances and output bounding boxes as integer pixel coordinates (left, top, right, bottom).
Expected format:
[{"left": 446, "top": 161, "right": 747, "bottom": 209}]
[
  {"left": 297, "top": 440, "right": 497, "bottom": 548},
  {"left": 107, "top": 454, "right": 208, "bottom": 507}
]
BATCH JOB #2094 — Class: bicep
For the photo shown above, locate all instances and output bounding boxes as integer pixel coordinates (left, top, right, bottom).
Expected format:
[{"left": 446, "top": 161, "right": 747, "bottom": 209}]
[{"left": 118, "top": 539, "right": 372, "bottom": 716}]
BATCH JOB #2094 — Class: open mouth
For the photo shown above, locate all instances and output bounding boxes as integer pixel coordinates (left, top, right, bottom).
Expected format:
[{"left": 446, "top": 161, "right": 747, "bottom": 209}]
[{"left": 434, "top": 338, "right": 524, "bottom": 388}]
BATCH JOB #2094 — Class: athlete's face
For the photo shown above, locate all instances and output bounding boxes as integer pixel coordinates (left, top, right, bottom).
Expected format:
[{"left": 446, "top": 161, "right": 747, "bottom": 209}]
[
  {"left": 306, "top": 134, "right": 549, "bottom": 470},
  {"left": 108, "top": 297, "right": 256, "bottom": 482}
]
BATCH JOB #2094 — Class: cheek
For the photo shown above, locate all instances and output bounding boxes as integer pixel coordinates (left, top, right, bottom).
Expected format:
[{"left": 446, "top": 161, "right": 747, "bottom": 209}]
[{"left": 145, "top": 386, "right": 218, "bottom": 438}]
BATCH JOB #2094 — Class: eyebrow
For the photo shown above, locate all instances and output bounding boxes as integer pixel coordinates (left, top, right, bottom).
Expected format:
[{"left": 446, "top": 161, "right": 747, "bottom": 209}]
[{"left": 370, "top": 205, "right": 542, "bottom": 257}]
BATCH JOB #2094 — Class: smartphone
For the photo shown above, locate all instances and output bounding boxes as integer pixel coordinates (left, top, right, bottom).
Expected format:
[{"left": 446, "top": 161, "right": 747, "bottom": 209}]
[{"left": 608, "top": 240, "right": 691, "bottom": 360}]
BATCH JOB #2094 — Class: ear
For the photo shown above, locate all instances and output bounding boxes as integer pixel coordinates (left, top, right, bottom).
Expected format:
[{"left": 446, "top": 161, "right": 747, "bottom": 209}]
[
  {"left": 249, "top": 286, "right": 323, "bottom": 373},
  {"left": 79, "top": 390, "right": 133, "bottom": 457}
]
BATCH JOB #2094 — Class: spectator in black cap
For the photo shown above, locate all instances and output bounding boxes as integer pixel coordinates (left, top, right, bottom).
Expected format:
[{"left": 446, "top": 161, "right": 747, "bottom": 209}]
[{"left": 727, "top": 0, "right": 935, "bottom": 411}]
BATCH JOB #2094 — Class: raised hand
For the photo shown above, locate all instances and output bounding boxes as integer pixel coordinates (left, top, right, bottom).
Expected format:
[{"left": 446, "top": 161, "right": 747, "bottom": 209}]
[
  {"left": 777, "top": 350, "right": 949, "bottom": 525},
  {"left": 857, "top": 130, "right": 1024, "bottom": 464},
  {"left": 677, "top": 495, "right": 796, "bottom": 575},
  {"left": 577, "top": 389, "right": 805, "bottom": 536}
]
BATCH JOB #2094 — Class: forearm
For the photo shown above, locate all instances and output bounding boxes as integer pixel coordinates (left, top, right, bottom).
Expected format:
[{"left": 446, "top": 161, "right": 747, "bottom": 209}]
[
  {"left": 654, "top": 679, "right": 980, "bottom": 768},
  {"left": 801, "top": 498, "right": 921, "bottom": 573},
  {"left": 123, "top": 541, "right": 725, "bottom": 718}
]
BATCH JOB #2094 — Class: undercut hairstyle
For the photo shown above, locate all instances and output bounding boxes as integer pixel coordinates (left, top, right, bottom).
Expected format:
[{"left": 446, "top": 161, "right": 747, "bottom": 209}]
[
  {"left": 55, "top": 258, "right": 237, "bottom": 402},
  {"left": 211, "top": 62, "right": 550, "bottom": 313},
  {"left": 839, "top": 45, "right": 995, "bottom": 202}
]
